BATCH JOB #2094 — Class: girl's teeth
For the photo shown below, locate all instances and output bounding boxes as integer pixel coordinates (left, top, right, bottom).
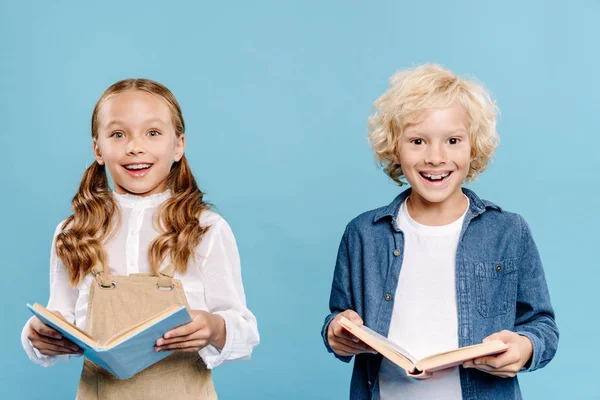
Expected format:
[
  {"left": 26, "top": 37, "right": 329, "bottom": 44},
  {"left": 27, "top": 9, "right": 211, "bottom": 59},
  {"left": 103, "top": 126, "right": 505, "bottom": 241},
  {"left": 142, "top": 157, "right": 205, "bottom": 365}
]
[{"left": 125, "top": 164, "right": 151, "bottom": 170}]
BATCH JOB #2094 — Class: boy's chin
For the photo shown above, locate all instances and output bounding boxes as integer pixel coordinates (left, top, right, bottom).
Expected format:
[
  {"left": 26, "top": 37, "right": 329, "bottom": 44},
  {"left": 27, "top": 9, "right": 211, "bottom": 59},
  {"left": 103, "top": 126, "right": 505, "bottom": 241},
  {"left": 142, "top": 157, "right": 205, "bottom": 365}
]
[{"left": 409, "top": 185, "right": 464, "bottom": 205}]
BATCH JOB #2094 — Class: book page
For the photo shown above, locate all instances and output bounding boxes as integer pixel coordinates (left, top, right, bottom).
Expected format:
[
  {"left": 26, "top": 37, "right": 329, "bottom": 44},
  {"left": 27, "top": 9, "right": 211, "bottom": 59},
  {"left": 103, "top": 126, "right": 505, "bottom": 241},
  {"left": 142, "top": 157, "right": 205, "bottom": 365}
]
[
  {"left": 338, "top": 317, "right": 416, "bottom": 372},
  {"left": 103, "top": 305, "right": 184, "bottom": 348},
  {"left": 358, "top": 324, "right": 417, "bottom": 364},
  {"left": 416, "top": 340, "right": 508, "bottom": 372}
]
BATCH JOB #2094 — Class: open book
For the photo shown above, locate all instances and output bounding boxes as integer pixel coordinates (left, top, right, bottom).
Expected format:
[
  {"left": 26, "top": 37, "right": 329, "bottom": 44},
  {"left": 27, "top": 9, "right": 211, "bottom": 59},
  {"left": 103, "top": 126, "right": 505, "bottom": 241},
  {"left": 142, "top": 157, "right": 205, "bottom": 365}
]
[
  {"left": 27, "top": 303, "right": 192, "bottom": 380},
  {"left": 339, "top": 316, "right": 508, "bottom": 379}
]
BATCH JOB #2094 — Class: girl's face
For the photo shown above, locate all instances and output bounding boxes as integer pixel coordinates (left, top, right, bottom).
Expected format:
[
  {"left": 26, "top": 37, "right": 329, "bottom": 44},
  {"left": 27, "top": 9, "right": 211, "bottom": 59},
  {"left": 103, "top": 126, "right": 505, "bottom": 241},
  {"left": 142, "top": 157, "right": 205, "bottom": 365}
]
[
  {"left": 94, "top": 90, "right": 184, "bottom": 197},
  {"left": 397, "top": 103, "right": 473, "bottom": 209}
]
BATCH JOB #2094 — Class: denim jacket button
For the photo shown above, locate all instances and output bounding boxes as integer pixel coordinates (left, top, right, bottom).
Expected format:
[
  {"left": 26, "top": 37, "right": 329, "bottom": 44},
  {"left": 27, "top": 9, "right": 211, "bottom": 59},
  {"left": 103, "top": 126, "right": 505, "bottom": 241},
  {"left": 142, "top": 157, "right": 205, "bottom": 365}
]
[
  {"left": 496, "top": 264, "right": 503, "bottom": 272},
  {"left": 393, "top": 249, "right": 400, "bottom": 256},
  {"left": 368, "top": 380, "right": 372, "bottom": 387},
  {"left": 385, "top": 293, "right": 392, "bottom": 301}
]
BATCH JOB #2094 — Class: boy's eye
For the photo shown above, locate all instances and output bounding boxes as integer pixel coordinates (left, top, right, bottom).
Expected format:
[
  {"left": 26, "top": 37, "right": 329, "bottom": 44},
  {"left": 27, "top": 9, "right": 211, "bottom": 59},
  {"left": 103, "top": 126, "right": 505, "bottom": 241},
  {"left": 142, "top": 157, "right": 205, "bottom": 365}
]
[
  {"left": 111, "top": 132, "right": 125, "bottom": 139},
  {"left": 148, "top": 130, "right": 161, "bottom": 137}
]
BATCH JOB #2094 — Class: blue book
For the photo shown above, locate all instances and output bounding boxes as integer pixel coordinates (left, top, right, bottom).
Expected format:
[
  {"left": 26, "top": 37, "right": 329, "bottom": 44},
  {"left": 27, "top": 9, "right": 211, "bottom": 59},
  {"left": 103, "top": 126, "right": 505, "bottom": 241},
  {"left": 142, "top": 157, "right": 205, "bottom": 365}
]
[{"left": 26, "top": 303, "right": 192, "bottom": 380}]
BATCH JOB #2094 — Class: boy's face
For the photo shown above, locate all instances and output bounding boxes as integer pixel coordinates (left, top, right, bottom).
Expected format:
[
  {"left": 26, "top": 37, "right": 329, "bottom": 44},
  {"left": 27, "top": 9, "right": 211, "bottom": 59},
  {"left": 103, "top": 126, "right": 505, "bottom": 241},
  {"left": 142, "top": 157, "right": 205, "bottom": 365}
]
[
  {"left": 93, "top": 90, "right": 185, "bottom": 197},
  {"left": 397, "top": 103, "right": 472, "bottom": 207}
]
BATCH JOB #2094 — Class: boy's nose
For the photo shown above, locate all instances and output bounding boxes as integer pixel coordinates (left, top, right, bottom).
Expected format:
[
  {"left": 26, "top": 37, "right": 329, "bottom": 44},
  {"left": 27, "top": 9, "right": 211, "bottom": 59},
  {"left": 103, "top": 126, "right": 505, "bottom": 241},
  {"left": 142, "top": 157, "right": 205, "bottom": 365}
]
[{"left": 425, "top": 146, "right": 446, "bottom": 165}]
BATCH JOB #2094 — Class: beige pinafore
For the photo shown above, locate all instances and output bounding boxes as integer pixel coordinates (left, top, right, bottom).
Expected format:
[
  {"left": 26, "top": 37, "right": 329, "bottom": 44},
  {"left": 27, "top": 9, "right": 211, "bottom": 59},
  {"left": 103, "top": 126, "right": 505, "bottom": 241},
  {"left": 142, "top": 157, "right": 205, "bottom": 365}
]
[{"left": 76, "top": 263, "right": 217, "bottom": 400}]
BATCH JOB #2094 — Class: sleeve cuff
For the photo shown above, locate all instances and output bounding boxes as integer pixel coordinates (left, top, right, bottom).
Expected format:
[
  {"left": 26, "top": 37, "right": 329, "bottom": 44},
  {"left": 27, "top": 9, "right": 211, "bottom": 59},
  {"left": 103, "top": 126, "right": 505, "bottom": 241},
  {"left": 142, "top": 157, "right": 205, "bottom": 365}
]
[
  {"left": 21, "top": 317, "right": 70, "bottom": 367},
  {"left": 322, "top": 312, "right": 352, "bottom": 363},
  {"left": 199, "top": 311, "right": 235, "bottom": 369},
  {"left": 516, "top": 330, "right": 541, "bottom": 372}
]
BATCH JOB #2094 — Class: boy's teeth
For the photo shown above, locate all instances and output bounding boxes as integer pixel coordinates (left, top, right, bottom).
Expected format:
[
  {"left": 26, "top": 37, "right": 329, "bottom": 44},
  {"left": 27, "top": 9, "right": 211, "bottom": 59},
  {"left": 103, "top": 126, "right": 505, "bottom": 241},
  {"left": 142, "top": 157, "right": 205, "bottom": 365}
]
[
  {"left": 423, "top": 172, "right": 449, "bottom": 180},
  {"left": 125, "top": 164, "right": 151, "bottom": 170}
]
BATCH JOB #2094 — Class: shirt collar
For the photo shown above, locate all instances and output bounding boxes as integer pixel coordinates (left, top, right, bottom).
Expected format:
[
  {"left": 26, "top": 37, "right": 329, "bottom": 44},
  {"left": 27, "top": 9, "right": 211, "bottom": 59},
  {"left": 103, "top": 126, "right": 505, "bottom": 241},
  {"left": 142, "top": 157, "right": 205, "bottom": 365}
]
[
  {"left": 373, "top": 187, "right": 501, "bottom": 226},
  {"left": 112, "top": 190, "right": 171, "bottom": 209}
]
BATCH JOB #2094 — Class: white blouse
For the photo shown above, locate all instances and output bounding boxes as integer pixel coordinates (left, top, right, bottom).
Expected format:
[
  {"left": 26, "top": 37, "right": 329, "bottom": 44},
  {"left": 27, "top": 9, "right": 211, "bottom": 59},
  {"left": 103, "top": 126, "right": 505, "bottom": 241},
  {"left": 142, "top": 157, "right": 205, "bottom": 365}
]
[{"left": 21, "top": 191, "right": 259, "bottom": 369}]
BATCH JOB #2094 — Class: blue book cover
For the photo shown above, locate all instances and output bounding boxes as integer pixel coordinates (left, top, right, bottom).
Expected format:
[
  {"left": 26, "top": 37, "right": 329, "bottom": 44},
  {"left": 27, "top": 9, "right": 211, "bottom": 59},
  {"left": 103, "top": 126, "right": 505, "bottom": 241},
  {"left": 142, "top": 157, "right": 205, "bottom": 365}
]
[{"left": 26, "top": 303, "right": 192, "bottom": 379}]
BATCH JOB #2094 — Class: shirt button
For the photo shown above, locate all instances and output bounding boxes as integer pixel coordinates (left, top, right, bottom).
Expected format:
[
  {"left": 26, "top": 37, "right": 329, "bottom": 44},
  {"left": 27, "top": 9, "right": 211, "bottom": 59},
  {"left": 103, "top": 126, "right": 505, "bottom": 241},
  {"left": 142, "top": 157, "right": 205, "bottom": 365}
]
[
  {"left": 393, "top": 249, "right": 400, "bottom": 256},
  {"left": 496, "top": 265, "right": 503, "bottom": 272},
  {"left": 385, "top": 293, "right": 392, "bottom": 301},
  {"left": 368, "top": 380, "right": 372, "bottom": 387}
]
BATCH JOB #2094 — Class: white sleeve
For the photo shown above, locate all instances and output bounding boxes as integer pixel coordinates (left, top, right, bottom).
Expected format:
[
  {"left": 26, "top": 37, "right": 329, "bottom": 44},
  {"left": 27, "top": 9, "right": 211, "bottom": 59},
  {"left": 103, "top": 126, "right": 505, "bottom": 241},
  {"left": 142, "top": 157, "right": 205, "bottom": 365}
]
[
  {"left": 197, "top": 217, "right": 259, "bottom": 369},
  {"left": 21, "top": 222, "right": 78, "bottom": 367}
]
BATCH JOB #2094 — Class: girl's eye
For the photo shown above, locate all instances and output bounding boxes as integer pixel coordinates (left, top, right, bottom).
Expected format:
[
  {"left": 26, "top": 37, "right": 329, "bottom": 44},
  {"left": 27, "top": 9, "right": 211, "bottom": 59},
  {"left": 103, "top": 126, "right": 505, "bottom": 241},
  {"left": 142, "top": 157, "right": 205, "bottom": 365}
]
[
  {"left": 412, "top": 139, "right": 423, "bottom": 145},
  {"left": 449, "top": 138, "right": 460, "bottom": 145},
  {"left": 112, "top": 132, "right": 125, "bottom": 139},
  {"left": 148, "top": 130, "right": 161, "bottom": 137}
]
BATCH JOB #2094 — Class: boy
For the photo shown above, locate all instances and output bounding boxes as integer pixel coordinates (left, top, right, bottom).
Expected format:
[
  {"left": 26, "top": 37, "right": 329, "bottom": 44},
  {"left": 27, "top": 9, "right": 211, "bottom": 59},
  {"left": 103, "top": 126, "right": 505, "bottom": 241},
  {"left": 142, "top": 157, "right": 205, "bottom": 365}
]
[{"left": 321, "top": 64, "right": 558, "bottom": 399}]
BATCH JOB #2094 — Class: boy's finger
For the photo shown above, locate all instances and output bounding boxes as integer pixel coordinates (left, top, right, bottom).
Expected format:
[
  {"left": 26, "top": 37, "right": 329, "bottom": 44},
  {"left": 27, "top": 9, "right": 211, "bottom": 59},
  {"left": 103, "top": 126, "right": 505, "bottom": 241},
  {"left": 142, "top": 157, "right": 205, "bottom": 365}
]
[
  {"left": 332, "top": 341, "right": 363, "bottom": 356},
  {"left": 341, "top": 310, "right": 363, "bottom": 325},
  {"left": 474, "top": 350, "right": 517, "bottom": 369},
  {"left": 333, "top": 324, "right": 362, "bottom": 342},
  {"left": 335, "top": 336, "right": 376, "bottom": 353}
]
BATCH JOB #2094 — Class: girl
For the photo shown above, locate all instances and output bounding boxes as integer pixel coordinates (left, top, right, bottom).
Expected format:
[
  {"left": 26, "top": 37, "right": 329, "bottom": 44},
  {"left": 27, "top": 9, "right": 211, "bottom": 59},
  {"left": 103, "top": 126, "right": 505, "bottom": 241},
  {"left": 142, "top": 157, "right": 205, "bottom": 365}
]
[
  {"left": 21, "top": 79, "right": 259, "bottom": 399},
  {"left": 322, "top": 65, "right": 558, "bottom": 399}
]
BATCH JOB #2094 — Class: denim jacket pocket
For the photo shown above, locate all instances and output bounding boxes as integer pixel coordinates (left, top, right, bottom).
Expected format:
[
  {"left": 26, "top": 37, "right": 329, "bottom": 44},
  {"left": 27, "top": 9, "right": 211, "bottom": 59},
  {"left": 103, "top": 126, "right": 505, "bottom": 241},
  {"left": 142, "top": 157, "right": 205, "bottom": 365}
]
[{"left": 474, "top": 259, "right": 518, "bottom": 318}]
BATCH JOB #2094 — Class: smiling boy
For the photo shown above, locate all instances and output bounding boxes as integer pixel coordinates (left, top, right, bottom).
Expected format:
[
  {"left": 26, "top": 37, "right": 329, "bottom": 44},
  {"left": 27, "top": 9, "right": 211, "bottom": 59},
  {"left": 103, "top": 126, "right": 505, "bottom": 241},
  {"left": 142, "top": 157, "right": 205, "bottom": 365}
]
[{"left": 321, "top": 64, "right": 558, "bottom": 400}]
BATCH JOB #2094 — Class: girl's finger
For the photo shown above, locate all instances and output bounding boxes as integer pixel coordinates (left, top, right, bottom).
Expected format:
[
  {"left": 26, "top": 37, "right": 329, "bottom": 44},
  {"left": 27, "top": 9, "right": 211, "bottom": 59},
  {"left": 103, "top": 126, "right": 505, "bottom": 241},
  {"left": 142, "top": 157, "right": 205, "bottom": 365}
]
[
  {"left": 31, "top": 322, "right": 62, "bottom": 340},
  {"left": 156, "top": 339, "right": 208, "bottom": 352},
  {"left": 29, "top": 331, "right": 80, "bottom": 352},
  {"left": 31, "top": 340, "right": 81, "bottom": 354},
  {"left": 156, "top": 330, "right": 209, "bottom": 346}
]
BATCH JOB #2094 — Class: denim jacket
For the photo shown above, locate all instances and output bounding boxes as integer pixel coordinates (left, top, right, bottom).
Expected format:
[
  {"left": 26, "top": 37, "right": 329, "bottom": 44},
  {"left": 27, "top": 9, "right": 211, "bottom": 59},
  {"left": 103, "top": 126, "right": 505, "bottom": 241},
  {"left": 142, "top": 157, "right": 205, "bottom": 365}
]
[{"left": 321, "top": 188, "right": 558, "bottom": 400}]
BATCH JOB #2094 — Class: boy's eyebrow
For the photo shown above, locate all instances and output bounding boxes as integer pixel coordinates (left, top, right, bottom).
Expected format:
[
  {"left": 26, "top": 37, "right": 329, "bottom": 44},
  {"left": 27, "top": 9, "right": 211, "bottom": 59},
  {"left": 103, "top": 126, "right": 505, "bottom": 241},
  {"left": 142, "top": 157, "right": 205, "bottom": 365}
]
[
  {"left": 404, "top": 128, "right": 468, "bottom": 136},
  {"left": 103, "top": 118, "right": 168, "bottom": 129}
]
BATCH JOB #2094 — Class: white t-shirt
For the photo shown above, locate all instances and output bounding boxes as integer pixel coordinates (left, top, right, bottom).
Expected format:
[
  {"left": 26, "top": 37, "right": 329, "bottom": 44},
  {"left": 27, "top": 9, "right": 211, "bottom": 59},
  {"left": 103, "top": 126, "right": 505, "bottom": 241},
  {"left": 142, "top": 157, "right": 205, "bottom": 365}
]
[
  {"left": 21, "top": 190, "right": 259, "bottom": 369},
  {"left": 379, "top": 197, "right": 468, "bottom": 400}
]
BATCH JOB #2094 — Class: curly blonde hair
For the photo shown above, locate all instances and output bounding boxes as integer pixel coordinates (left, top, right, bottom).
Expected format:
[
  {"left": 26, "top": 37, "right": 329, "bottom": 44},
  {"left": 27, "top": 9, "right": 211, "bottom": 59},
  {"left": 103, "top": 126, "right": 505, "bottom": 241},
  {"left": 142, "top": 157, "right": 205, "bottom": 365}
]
[
  {"left": 56, "top": 79, "right": 210, "bottom": 285},
  {"left": 368, "top": 64, "right": 499, "bottom": 186}
]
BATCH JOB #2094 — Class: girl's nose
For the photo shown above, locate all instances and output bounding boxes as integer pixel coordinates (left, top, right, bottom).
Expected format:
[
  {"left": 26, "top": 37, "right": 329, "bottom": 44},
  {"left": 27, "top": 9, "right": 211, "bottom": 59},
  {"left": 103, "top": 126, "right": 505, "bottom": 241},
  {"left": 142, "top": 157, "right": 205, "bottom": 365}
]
[{"left": 126, "top": 138, "right": 146, "bottom": 155}]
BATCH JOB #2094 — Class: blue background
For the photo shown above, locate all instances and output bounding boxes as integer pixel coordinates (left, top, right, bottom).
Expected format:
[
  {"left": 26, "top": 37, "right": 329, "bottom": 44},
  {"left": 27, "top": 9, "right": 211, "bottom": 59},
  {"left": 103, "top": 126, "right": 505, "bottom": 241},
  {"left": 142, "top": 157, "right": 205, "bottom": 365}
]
[{"left": 1, "top": 1, "right": 597, "bottom": 398}]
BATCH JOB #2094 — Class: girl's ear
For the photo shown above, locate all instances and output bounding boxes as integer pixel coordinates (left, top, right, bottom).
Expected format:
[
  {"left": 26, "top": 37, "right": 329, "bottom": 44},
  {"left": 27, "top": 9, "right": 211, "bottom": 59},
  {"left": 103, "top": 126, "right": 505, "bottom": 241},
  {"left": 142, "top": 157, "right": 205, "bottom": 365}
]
[
  {"left": 174, "top": 135, "right": 185, "bottom": 162},
  {"left": 94, "top": 140, "right": 105, "bottom": 165}
]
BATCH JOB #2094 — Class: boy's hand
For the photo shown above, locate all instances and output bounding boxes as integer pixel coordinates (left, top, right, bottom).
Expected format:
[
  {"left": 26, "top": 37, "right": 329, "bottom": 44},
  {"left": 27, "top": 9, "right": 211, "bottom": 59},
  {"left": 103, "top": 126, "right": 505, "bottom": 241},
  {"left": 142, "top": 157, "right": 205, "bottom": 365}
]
[
  {"left": 155, "top": 310, "right": 226, "bottom": 353},
  {"left": 462, "top": 330, "right": 533, "bottom": 378},
  {"left": 27, "top": 312, "right": 83, "bottom": 356},
  {"left": 327, "top": 310, "right": 377, "bottom": 357}
]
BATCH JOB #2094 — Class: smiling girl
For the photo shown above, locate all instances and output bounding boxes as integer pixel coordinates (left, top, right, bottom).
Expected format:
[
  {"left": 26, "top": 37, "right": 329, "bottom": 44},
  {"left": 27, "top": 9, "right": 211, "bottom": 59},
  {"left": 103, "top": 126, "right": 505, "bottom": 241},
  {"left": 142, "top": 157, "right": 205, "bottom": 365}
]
[
  {"left": 21, "top": 79, "right": 259, "bottom": 399},
  {"left": 322, "top": 64, "right": 558, "bottom": 400}
]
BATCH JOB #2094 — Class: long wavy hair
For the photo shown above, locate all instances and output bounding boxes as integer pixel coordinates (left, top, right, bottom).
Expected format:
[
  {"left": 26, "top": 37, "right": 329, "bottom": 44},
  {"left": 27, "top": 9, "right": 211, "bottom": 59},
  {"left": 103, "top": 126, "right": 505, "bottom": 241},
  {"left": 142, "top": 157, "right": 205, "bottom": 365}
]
[{"left": 55, "top": 79, "right": 210, "bottom": 285}]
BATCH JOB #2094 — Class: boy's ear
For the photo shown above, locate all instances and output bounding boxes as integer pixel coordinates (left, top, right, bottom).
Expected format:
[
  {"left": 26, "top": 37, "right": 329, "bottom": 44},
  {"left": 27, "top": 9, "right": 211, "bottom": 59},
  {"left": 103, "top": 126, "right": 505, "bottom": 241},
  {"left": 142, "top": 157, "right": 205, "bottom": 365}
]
[
  {"left": 391, "top": 151, "right": 401, "bottom": 166},
  {"left": 174, "top": 135, "right": 185, "bottom": 162},
  {"left": 93, "top": 140, "right": 105, "bottom": 165}
]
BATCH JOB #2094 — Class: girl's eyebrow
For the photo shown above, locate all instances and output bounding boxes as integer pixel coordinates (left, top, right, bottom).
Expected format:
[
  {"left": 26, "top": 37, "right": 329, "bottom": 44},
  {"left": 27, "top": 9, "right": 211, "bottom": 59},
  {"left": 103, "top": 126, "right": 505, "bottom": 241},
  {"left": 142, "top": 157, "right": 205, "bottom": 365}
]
[{"left": 103, "top": 118, "right": 168, "bottom": 129}]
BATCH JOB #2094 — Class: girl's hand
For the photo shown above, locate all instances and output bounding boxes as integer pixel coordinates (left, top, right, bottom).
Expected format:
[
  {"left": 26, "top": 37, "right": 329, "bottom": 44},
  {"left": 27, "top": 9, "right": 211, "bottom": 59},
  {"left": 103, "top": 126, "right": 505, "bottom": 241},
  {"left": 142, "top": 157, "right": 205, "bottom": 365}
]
[
  {"left": 462, "top": 330, "right": 533, "bottom": 378},
  {"left": 327, "top": 310, "right": 377, "bottom": 357},
  {"left": 155, "top": 310, "right": 226, "bottom": 353},
  {"left": 27, "top": 312, "right": 83, "bottom": 356}
]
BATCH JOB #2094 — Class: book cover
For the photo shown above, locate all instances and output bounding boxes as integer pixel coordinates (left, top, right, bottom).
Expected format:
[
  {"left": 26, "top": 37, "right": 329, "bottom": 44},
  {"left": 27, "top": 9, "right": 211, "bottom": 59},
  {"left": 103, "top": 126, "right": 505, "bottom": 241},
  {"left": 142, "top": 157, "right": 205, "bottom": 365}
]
[{"left": 27, "top": 303, "right": 192, "bottom": 379}]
